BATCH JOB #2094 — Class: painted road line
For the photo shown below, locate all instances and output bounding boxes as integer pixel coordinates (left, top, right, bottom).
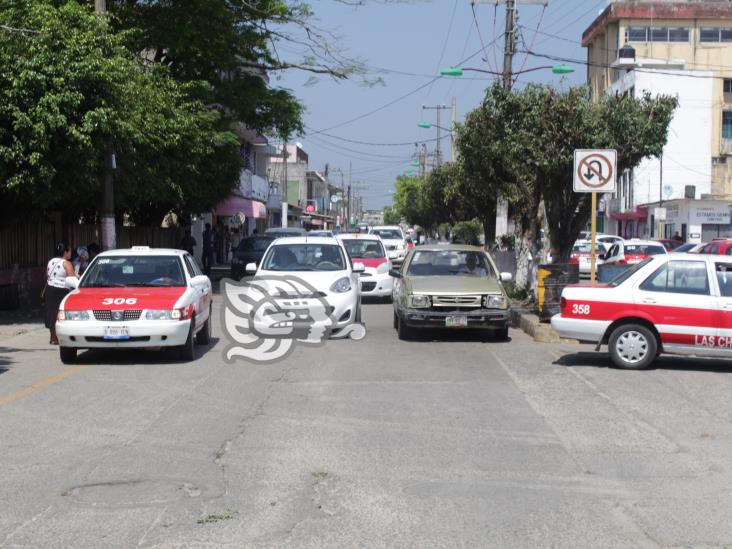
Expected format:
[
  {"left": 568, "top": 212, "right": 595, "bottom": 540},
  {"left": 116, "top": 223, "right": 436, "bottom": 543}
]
[{"left": 0, "top": 366, "right": 87, "bottom": 408}]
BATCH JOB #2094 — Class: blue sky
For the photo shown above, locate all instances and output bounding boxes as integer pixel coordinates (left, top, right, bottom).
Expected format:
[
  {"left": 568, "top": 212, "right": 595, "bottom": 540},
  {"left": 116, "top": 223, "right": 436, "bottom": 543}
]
[{"left": 276, "top": 0, "right": 609, "bottom": 210}]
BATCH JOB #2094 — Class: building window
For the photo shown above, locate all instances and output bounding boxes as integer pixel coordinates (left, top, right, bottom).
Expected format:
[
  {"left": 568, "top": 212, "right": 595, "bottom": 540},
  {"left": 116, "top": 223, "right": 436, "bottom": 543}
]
[
  {"left": 627, "top": 27, "right": 647, "bottom": 42},
  {"left": 700, "top": 27, "right": 732, "bottom": 43},
  {"left": 668, "top": 27, "right": 690, "bottom": 42},
  {"left": 723, "top": 112, "right": 732, "bottom": 139},
  {"left": 650, "top": 27, "right": 669, "bottom": 42},
  {"left": 725, "top": 79, "right": 732, "bottom": 94}
]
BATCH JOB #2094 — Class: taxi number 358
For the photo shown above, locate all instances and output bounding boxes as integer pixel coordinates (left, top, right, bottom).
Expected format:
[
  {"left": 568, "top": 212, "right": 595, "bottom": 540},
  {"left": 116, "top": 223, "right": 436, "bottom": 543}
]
[
  {"left": 102, "top": 298, "right": 137, "bottom": 305},
  {"left": 571, "top": 304, "right": 591, "bottom": 315}
]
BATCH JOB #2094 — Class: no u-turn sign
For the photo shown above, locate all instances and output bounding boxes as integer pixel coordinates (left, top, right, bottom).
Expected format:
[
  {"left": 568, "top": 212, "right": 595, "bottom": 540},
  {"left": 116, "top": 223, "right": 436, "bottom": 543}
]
[{"left": 573, "top": 149, "right": 617, "bottom": 193}]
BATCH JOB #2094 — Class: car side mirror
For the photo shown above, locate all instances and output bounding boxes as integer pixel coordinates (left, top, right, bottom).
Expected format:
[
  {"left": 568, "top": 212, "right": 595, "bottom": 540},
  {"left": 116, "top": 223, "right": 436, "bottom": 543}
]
[
  {"left": 499, "top": 272, "right": 512, "bottom": 283},
  {"left": 352, "top": 262, "right": 365, "bottom": 273},
  {"left": 190, "top": 275, "right": 209, "bottom": 286},
  {"left": 65, "top": 276, "right": 79, "bottom": 290},
  {"left": 389, "top": 269, "right": 402, "bottom": 278},
  {"left": 599, "top": 253, "right": 606, "bottom": 261},
  {"left": 245, "top": 262, "right": 257, "bottom": 274}
]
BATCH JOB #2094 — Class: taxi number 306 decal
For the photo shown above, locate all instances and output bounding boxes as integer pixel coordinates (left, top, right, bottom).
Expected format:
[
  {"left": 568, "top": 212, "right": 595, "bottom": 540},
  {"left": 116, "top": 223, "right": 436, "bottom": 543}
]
[
  {"left": 571, "top": 303, "right": 591, "bottom": 315},
  {"left": 102, "top": 298, "right": 138, "bottom": 305}
]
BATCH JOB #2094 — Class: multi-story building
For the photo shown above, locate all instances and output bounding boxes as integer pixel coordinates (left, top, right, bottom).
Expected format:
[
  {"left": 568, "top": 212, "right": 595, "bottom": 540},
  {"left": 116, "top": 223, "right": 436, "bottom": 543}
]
[
  {"left": 267, "top": 143, "right": 308, "bottom": 228},
  {"left": 583, "top": 0, "right": 732, "bottom": 242}
]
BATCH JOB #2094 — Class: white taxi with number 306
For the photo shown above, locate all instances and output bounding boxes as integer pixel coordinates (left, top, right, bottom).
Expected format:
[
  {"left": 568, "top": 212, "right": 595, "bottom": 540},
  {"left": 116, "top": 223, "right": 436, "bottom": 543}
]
[{"left": 55, "top": 247, "right": 213, "bottom": 364}]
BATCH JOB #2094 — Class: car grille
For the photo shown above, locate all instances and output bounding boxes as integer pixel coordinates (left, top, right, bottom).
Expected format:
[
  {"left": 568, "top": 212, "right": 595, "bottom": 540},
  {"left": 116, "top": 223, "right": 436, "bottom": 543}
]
[
  {"left": 93, "top": 310, "right": 143, "bottom": 321},
  {"left": 431, "top": 295, "right": 482, "bottom": 308},
  {"left": 386, "top": 245, "right": 397, "bottom": 251},
  {"left": 361, "top": 281, "right": 377, "bottom": 292},
  {"left": 85, "top": 336, "right": 150, "bottom": 343}
]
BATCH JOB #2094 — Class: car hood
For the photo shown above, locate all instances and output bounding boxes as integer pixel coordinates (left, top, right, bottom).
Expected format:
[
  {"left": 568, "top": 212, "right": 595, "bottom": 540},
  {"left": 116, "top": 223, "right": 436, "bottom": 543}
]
[
  {"left": 62, "top": 287, "right": 187, "bottom": 310},
  {"left": 405, "top": 276, "right": 503, "bottom": 295},
  {"left": 254, "top": 270, "right": 352, "bottom": 293}
]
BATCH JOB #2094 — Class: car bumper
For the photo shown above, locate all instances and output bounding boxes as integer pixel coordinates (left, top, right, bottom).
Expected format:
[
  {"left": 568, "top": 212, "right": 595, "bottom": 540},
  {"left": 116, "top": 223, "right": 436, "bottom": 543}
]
[
  {"left": 387, "top": 251, "right": 407, "bottom": 264},
  {"left": 550, "top": 314, "right": 609, "bottom": 343},
  {"left": 56, "top": 318, "right": 192, "bottom": 348},
  {"left": 396, "top": 306, "right": 510, "bottom": 328},
  {"left": 359, "top": 271, "right": 393, "bottom": 297}
]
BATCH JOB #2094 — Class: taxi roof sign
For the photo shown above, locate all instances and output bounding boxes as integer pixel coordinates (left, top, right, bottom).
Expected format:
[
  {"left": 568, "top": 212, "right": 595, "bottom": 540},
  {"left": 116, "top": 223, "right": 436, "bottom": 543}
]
[{"left": 131, "top": 246, "right": 151, "bottom": 251}]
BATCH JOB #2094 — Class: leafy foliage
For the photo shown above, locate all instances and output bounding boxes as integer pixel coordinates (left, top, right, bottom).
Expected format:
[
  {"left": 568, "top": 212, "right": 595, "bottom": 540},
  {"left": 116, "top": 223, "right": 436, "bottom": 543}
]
[{"left": 382, "top": 205, "right": 400, "bottom": 225}]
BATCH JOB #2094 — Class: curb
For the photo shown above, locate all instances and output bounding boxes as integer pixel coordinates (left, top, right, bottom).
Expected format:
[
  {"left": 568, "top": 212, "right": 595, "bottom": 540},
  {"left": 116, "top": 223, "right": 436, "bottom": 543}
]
[{"left": 510, "top": 308, "right": 578, "bottom": 344}]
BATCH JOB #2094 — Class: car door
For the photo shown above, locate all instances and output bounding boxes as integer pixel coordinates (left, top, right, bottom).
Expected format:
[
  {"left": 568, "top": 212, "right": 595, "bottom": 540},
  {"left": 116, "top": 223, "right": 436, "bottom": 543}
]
[
  {"left": 634, "top": 259, "right": 716, "bottom": 350},
  {"left": 185, "top": 255, "right": 211, "bottom": 328},
  {"left": 712, "top": 259, "right": 732, "bottom": 351}
]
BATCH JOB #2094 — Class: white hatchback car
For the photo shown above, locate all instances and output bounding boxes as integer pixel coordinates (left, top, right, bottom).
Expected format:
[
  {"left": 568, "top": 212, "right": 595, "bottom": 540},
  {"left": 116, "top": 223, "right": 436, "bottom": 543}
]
[
  {"left": 369, "top": 225, "right": 407, "bottom": 266},
  {"left": 245, "top": 237, "right": 363, "bottom": 334}
]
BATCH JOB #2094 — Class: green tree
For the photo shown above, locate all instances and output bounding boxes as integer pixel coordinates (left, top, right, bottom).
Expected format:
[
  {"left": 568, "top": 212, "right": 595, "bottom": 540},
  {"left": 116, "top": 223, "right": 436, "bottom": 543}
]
[
  {"left": 0, "top": 0, "right": 241, "bottom": 221},
  {"left": 382, "top": 205, "right": 400, "bottom": 225}
]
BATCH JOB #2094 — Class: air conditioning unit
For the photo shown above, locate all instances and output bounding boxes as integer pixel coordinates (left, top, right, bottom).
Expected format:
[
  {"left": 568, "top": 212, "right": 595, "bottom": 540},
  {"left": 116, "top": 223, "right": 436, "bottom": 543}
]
[{"left": 685, "top": 185, "right": 696, "bottom": 199}]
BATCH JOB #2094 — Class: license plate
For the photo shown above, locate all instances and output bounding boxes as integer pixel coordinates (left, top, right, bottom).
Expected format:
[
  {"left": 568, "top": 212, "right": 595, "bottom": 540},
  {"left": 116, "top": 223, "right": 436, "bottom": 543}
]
[
  {"left": 445, "top": 315, "right": 468, "bottom": 327},
  {"left": 103, "top": 326, "right": 129, "bottom": 340}
]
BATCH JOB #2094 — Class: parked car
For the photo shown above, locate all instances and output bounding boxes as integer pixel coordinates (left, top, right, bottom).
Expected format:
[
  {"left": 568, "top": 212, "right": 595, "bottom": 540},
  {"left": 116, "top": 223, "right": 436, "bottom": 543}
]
[
  {"left": 390, "top": 245, "right": 512, "bottom": 340},
  {"left": 602, "top": 239, "right": 667, "bottom": 265},
  {"left": 698, "top": 239, "right": 732, "bottom": 255},
  {"left": 657, "top": 239, "right": 684, "bottom": 251},
  {"left": 308, "top": 230, "right": 334, "bottom": 237},
  {"left": 245, "top": 237, "right": 362, "bottom": 334},
  {"left": 369, "top": 225, "right": 408, "bottom": 266},
  {"left": 56, "top": 247, "right": 213, "bottom": 364},
  {"left": 569, "top": 241, "right": 606, "bottom": 275},
  {"left": 230, "top": 235, "right": 276, "bottom": 280},
  {"left": 336, "top": 232, "right": 393, "bottom": 300},
  {"left": 264, "top": 227, "right": 307, "bottom": 238},
  {"left": 675, "top": 242, "right": 705, "bottom": 253},
  {"left": 552, "top": 253, "right": 732, "bottom": 369}
]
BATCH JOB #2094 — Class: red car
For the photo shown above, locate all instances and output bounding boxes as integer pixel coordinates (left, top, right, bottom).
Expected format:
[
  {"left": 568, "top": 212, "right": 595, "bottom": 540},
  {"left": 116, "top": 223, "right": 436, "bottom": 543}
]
[{"left": 699, "top": 239, "right": 732, "bottom": 255}]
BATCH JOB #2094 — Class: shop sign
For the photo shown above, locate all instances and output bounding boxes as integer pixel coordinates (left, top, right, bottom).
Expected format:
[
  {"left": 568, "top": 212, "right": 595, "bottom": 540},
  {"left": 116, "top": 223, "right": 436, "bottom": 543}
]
[{"left": 691, "top": 205, "right": 730, "bottom": 224}]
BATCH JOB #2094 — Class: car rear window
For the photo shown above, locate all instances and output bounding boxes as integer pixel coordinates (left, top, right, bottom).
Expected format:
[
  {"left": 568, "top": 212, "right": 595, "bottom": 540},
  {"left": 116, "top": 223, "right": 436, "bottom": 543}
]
[
  {"left": 341, "top": 239, "right": 385, "bottom": 259},
  {"left": 371, "top": 229, "right": 402, "bottom": 239},
  {"left": 625, "top": 245, "right": 666, "bottom": 255}
]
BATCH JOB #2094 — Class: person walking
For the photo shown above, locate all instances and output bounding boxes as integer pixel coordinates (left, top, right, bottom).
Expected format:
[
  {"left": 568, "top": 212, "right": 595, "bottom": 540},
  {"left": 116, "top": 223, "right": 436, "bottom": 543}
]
[
  {"left": 72, "top": 246, "right": 90, "bottom": 276},
  {"left": 230, "top": 227, "right": 241, "bottom": 258},
  {"left": 179, "top": 229, "right": 197, "bottom": 255},
  {"left": 202, "top": 223, "right": 214, "bottom": 274},
  {"left": 45, "top": 243, "right": 78, "bottom": 345}
]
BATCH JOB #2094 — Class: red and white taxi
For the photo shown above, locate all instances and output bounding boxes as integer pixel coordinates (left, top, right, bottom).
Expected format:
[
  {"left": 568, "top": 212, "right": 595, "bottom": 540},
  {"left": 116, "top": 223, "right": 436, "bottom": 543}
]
[
  {"left": 56, "top": 247, "right": 213, "bottom": 364},
  {"left": 552, "top": 253, "right": 732, "bottom": 369},
  {"left": 336, "top": 233, "right": 393, "bottom": 299},
  {"left": 602, "top": 239, "right": 667, "bottom": 265}
]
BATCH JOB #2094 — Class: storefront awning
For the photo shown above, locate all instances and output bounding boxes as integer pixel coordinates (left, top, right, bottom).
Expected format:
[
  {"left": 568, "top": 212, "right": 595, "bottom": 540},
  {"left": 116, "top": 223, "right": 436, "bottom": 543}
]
[
  {"left": 609, "top": 207, "right": 648, "bottom": 221},
  {"left": 213, "top": 196, "right": 266, "bottom": 219}
]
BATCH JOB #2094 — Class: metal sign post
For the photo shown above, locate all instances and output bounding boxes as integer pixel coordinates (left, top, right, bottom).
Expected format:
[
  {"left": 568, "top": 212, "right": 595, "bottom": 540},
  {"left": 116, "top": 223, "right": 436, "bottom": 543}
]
[{"left": 573, "top": 149, "right": 617, "bottom": 285}]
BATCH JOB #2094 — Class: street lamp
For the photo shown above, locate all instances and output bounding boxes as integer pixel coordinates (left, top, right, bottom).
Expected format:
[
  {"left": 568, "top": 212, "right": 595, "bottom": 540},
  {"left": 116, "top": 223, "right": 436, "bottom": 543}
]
[{"left": 440, "top": 64, "right": 574, "bottom": 77}]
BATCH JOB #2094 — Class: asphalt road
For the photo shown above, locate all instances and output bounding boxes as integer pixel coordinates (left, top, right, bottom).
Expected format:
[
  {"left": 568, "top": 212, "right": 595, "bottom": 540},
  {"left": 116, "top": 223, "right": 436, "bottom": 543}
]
[{"left": 2, "top": 298, "right": 732, "bottom": 547}]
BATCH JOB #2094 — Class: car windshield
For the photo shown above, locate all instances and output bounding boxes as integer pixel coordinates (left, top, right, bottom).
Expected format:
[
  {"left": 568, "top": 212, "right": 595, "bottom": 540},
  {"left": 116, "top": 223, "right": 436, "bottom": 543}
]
[
  {"left": 371, "top": 229, "right": 402, "bottom": 239},
  {"left": 261, "top": 244, "right": 346, "bottom": 271},
  {"left": 341, "top": 239, "right": 385, "bottom": 259},
  {"left": 573, "top": 242, "right": 605, "bottom": 253},
  {"left": 81, "top": 255, "right": 186, "bottom": 287},
  {"left": 406, "top": 250, "right": 494, "bottom": 277},
  {"left": 608, "top": 257, "right": 654, "bottom": 287},
  {"left": 237, "top": 237, "right": 273, "bottom": 252},
  {"left": 625, "top": 245, "right": 666, "bottom": 255}
]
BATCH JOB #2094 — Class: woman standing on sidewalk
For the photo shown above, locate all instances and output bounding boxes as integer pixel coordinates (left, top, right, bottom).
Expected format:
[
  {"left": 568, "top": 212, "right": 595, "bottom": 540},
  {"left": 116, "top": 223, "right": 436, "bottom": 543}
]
[{"left": 45, "top": 243, "right": 77, "bottom": 345}]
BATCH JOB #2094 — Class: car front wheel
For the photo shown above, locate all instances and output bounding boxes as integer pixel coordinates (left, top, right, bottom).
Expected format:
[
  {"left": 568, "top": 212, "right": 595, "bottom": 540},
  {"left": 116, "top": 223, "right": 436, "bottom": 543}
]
[
  {"left": 397, "top": 315, "right": 412, "bottom": 341},
  {"left": 178, "top": 319, "right": 196, "bottom": 361},
  {"left": 59, "top": 347, "right": 77, "bottom": 364},
  {"left": 608, "top": 323, "right": 657, "bottom": 370},
  {"left": 196, "top": 306, "right": 212, "bottom": 345}
]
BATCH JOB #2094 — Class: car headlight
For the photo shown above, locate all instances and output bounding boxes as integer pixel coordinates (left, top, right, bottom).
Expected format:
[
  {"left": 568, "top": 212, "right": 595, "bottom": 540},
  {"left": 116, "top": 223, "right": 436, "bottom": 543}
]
[
  {"left": 330, "top": 277, "right": 352, "bottom": 293},
  {"left": 376, "top": 261, "right": 389, "bottom": 274},
  {"left": 483, "top": 295, "right": 508, "bottom": 309},
  {"left": 57, "top": 310, "right": 89, "bottom": 321},
  {"left": 409, "top": 294, "right": 430, "bottom": 308},
  {"left": 145, "top": 309, "right": 180, "bottom": 320}
]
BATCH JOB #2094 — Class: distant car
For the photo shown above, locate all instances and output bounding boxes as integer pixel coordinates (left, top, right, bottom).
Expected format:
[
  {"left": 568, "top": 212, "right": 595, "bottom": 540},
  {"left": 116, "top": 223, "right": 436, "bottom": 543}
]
[
  {"left": 264, "top": 227, "right": 307, "bottom": 238},
  {"left": 576, "top": 234, "right": 623, "bottom": 252},
  {"left": 658, "top": 239, "right": 684, "bottom": 251},
  {"left": 55, "top": 247, "right": 213, "bottom": 364},
  {"left": 602, "top": 239, "right": 667, "bottom": 265},
  {"left": 336, "top": 233, "right": 393, "bottom": 300},
  {"left": 390, "top": 245, "right": 512, "bottom": 340},
  {"left": 308, "top": 230, "right": 334, "bottom": 238},
  {"left": 676, "top": 242, "right": 705, "bottom": 253},
  {"left": 569, "top": 241, "right": 606, "bottom": 275},
  {"left": 699, "top": 239, "right": 732, "bottom": 255},
  {"left": 369, "top": 225, "right": 408, "bottom": 266},
  {"left": 230, "top": 235, "right": 276, "bottom": 280}
]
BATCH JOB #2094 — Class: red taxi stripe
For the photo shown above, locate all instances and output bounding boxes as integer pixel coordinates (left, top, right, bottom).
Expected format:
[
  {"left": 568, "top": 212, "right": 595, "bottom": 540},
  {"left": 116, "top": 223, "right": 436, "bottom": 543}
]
[
  {"left": 63, "top": 287, "right": 186, "bottom": 310},
  {"left": 353, "top": 257, "right": 386, "bottom": 268},
  {"left": 563, "top": 299, "right": 717, "bottom": 328}
]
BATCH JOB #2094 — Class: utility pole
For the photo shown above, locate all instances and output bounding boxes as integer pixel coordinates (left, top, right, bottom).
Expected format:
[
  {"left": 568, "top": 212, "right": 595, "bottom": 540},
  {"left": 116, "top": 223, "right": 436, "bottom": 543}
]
[
  {"left": 347, "top": 161, "right": 352, "bottom": 227},
  {"left": 281, "top": 141, "right": 288, "bottom": 228},
  {"left": 422, "top": 104, "right": 449, "bottom": 167},
  {"left": 95, "top": 0, "right": 116, "bottom": 250},
  {"left": 503, "top": 0, "right": 516, "bottom": 89},
  {"left": 450, "top": 96, "right": 457, "bottom": 162}
]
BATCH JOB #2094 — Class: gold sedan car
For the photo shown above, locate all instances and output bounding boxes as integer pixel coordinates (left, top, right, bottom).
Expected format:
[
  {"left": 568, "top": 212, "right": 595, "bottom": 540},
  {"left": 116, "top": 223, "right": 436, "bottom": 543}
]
[{"left": 390, "top": 245, "right": 513, "bottom": 340}]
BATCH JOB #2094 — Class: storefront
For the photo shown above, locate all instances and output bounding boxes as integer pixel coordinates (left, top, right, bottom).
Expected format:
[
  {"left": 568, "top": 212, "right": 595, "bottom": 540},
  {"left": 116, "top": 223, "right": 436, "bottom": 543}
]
[
  {"left": 652, "top": 199, "right": 732, "bottom": 243},
  {"left": 608, "top": 207, "right": 648, "bottom": 239},
  {"left": 213, "top": 196, "right": 267, "bottom": 235}
]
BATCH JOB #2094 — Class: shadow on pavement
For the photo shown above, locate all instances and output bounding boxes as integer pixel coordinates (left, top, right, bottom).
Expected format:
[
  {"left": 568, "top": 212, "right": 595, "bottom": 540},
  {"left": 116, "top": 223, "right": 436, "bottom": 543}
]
[
  {"left": 554, "top": 351, "right": 732, "bottom": 374},
  {"left": 73, "top": 338, "right": 220, "bottom": 366},
  {"left": 406, "top": 329, "right": 511, "bottom": 344}
]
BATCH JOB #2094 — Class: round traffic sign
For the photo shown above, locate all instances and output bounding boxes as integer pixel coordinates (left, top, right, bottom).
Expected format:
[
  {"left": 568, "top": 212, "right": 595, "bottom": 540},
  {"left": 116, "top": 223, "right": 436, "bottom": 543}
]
[{"left": 576, "top": 153, "right": 614, "bottom": 189}]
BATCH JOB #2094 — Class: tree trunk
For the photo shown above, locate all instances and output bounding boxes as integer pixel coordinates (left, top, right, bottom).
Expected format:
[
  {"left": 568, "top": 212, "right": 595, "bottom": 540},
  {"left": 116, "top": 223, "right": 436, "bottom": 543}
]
[{"left": 513, "top": 211, "right": 538, "bottom": 291}]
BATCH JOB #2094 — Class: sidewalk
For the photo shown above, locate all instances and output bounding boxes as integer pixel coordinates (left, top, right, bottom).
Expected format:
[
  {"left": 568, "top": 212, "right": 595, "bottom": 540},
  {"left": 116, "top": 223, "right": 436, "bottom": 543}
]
[{"left": 0, "top": 306, "right": 45, "bottom": 339}]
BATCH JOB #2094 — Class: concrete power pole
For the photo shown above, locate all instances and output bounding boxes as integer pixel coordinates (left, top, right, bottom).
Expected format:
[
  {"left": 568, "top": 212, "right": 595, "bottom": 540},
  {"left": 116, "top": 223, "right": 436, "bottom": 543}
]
[
  {"left": 503, "top": 0, "right": 516, "bottom": 89},
  {"left": 450, "top": 96, "right": 457, "bottom": 162},
  {"left": 422, "top": 104, "right": 450, "bottom": 168},
  {"left": 95, "top": 0, "right": 116, "bottom": 250},
  {"left": 281, "top": 141, "right": 288, "bottom": 228},
  {"left": 347, "top": 161, "right": 352, "bottom": 227}
]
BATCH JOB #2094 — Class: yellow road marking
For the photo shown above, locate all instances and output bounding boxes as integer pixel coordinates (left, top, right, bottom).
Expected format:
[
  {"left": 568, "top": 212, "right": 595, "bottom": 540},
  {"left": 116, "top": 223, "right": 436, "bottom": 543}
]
[{"left": 0, "top": 366, "right": 87, "bottom": 407}]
